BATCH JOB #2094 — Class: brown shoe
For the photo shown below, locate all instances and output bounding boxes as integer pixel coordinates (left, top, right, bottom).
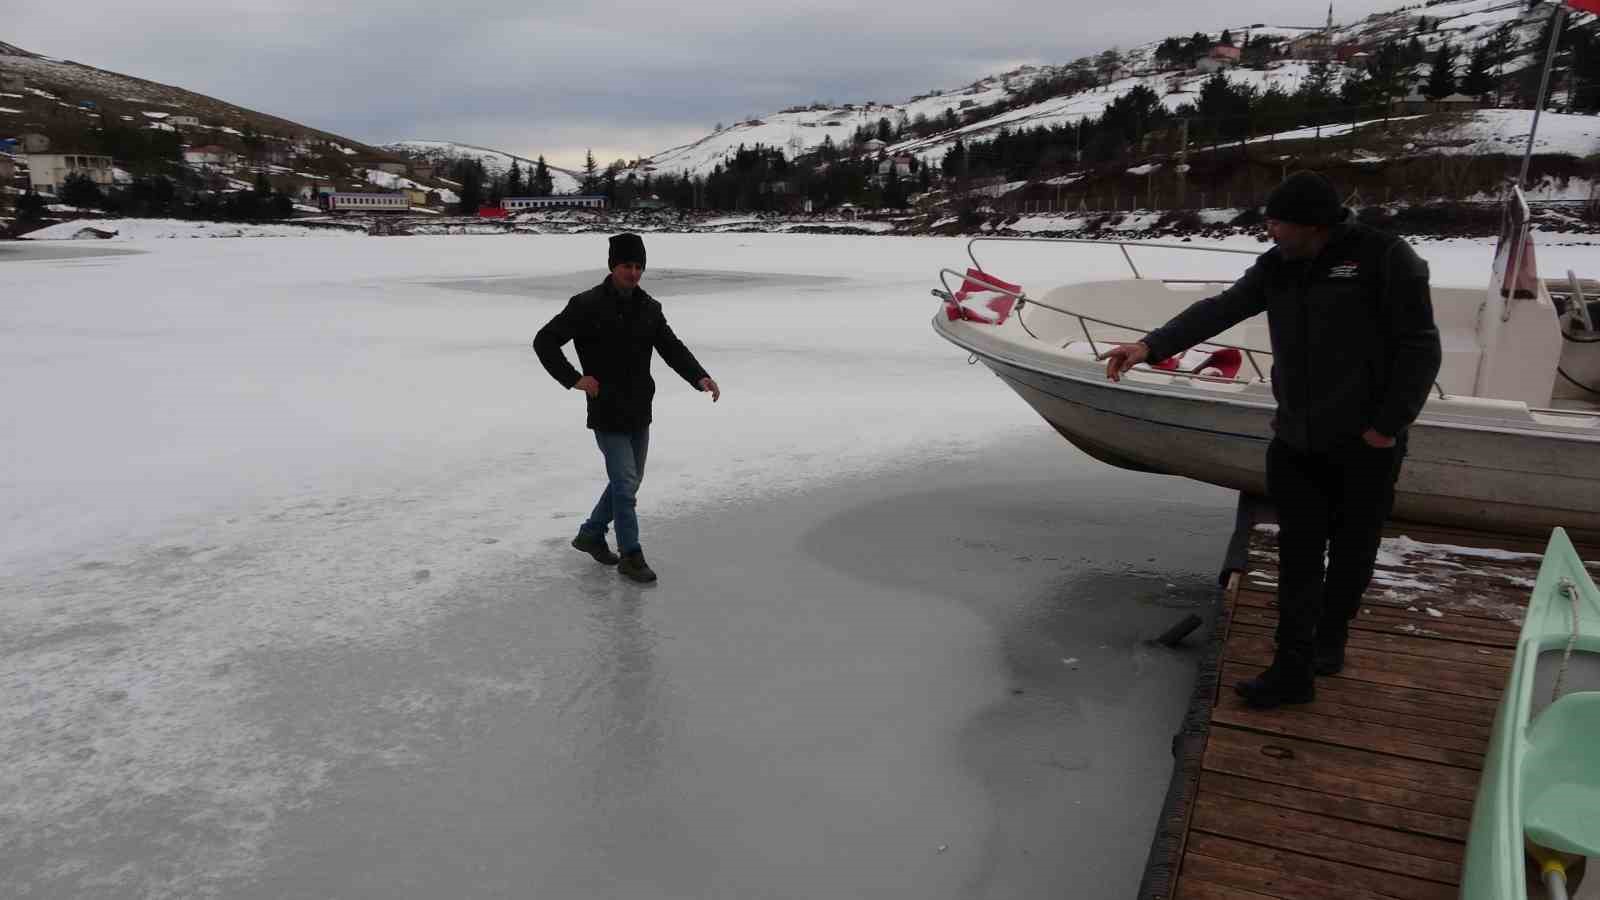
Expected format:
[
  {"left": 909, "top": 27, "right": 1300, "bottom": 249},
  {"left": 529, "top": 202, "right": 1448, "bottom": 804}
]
[
  {"left": 617, "top": 551, "right": 657, "bottom": 583},
  {"left": 572, "top": 533, "right": 619, "bottom": 565}
]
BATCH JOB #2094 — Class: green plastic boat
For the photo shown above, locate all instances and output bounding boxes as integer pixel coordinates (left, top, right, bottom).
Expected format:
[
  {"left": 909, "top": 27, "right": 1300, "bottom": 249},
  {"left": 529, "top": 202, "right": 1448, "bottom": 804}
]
[{"left": 1462, "top": 528, "right": 1600, "bottom": 899}]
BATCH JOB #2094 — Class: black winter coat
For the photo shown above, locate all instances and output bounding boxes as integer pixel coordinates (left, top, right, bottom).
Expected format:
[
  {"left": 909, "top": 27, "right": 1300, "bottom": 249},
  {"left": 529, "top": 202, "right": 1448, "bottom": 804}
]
[
  {"left": 1141, "top": 222, "right": 1441, "bottom": 452},
  {"left": 533, "top": 277, "right": 710, "bottom": 432}
]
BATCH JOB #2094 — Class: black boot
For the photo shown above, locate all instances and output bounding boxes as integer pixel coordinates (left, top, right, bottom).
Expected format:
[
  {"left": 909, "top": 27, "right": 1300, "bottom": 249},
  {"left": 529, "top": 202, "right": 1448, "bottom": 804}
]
[
  {"left": 1314, "top": 641, "right": 1346, "bottom": 676},
  {"left": 1234, "top": 663, "right": 1315, "bottom": 709},
  {"left": 572, "top": 533, "right": 619, "bottom": 565},
  {"left": 1314, "top": 622, "right": 1349, "bottom": 676},
  {"left": 617, "top": 550, "right": 657, "bottom": 584}
]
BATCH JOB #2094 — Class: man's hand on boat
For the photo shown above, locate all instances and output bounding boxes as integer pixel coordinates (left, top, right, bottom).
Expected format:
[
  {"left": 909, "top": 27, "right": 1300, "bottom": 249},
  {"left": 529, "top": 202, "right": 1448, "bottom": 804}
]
[
  {"left": 1103, "top": 342, "right": 1151, "bottom": 382},
  {"left": 1362, "top": 428, "right": 1397, "bottom": 449}
]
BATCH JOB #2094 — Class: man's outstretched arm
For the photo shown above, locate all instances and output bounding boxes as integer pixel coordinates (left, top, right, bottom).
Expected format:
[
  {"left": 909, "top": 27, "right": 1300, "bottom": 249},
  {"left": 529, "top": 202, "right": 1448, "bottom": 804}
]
[{"left": 1107, "top": 261, "right": 1270, "bottom": 380}]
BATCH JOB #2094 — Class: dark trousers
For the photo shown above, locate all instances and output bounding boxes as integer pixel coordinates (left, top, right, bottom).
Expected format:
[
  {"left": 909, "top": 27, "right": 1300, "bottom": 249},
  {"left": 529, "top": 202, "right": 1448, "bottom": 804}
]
[{"left": 1266, "top": 436, "right": 1405, "bottom": 679}]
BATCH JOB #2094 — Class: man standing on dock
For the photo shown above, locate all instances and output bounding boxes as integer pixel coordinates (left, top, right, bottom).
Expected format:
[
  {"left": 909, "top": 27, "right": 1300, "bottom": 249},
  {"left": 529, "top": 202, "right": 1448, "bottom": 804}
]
[
  {"left": 534, "top": 233, "right": 721, "bottom": 584},
  {"left": 1102, "top": 172, "right": 1442, "bottom": 709}
]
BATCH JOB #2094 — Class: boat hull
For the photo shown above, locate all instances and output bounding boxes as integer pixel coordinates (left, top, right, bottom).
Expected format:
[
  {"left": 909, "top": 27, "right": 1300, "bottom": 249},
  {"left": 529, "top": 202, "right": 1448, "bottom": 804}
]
[{"left": 962, "top": 335, "right": 1600, "bottom": 543}]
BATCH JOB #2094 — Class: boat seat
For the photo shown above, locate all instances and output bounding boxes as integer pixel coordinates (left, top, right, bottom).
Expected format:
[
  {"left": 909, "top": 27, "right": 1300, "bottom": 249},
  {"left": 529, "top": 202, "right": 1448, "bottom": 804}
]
[{"left": 1522, "top": 689, "right": 1600, "bottom": 856}]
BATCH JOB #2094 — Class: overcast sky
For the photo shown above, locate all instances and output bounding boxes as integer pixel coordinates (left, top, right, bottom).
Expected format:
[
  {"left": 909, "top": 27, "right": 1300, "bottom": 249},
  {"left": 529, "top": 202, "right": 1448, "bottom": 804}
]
[{"left": 11, "top": 0, "right": 1404, "bottom": 169}]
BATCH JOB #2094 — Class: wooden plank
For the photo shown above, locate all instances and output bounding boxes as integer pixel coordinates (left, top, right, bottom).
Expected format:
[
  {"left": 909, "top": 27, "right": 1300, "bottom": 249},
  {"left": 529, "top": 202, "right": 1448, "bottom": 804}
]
[
  {"left": 1182, "top": 841, "right": 1454, "bottom": 900},
  {"left": 1212, "top": 705, "right": 1485, "bottom": 769},
  {"left": 1201, "top": 741, "right": 1475, "bottom": 828},
  {"left": 1192, "top": 791, "right": 1463, "bottom": 880},
  {"left": 1224, "top": 632, "right": 1507, "bottom": 701},
  {"left": 1227, "top": 616, "right": 1513, "bottom": 670},
  {"left": 1176, "top": 878, "right": 1283, "bottom": 900},
  {"left": 1199, "top": 770, "right": 1469, "bottom": 842},
  {"left": 1233, "top": 588, "right": 1523, "bottom": 639},
  {"left": 1239, "top": 562, "right": 1536, "bottom": 628},
  {"left": 1217, "top": 661, "right": 1496, "bottom": 731},
  {"left": 1202, "top": 727, "right": 1482, "bottom": 801},
  {"left": 1229, "top": 602, "right": 1519, "bottom": 651}
]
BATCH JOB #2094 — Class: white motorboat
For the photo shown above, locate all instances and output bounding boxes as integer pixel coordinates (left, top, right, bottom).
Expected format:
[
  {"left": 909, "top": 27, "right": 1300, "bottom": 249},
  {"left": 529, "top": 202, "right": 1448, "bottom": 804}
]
[{"left": 931, "top": 189, "right": 1600, "bottom": 542}]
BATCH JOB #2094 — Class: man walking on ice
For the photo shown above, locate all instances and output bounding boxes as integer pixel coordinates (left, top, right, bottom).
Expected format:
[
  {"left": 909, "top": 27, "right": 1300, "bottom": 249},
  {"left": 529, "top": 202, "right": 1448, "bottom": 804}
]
[
  {"left": 1102, "top": 172, "right": 1441, "bottom": 709},
  {"left": 534, "top": 233, "right": 720, "bottom": 584}
]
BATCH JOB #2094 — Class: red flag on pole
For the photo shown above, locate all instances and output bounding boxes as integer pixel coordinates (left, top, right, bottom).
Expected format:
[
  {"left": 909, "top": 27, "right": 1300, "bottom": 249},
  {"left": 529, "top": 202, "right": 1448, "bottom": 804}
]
[{"left": 1568, "top": 0, "right": 1600, "bottom": 14}]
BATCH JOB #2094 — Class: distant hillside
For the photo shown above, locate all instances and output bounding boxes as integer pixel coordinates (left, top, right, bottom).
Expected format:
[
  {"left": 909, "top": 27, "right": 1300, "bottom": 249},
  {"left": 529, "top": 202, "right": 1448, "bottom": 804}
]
[
  {"left": 381, "top": 140, "right": 582, "bottom": 193},
  {"left": 631, "top": 0, "right": 1591, "bottom": 178},
  {"left": 0, "top": 41, "right": 392, "bottom": 160}
]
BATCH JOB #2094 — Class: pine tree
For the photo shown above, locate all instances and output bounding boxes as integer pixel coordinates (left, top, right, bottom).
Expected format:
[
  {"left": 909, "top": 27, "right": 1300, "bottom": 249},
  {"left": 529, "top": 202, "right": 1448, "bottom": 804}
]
[
  {"left": 1460, "top": 44, "right": 1495, "bottom": 99},
  {"left": 457, "top": 161, "right": 484, "bottom": 214},
  {"left": 507, "top": 160, "right": 524, "bottom": 196},
  {"left": 1423, "top": 43, "right": 1457, "bottom": 101},
  {"left": 580, "top": 149, "right": 600, "bottom": 194},
  {"left": 532, "top": 156, "right": 554, "bottom": 196},
  {"left": 60, "top": 171, "right": 103, "bottom": 209}
]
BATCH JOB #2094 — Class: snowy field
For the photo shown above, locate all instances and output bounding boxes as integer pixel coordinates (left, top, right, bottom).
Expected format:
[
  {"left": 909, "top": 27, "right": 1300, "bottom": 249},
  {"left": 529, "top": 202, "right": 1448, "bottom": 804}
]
[{"left": 1, "top": 230, "right": 1594, "bottom": 897}]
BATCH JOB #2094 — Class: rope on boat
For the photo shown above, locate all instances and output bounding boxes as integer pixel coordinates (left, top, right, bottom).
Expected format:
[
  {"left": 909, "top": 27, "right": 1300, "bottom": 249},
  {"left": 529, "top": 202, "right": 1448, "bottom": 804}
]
[{"left": 1552, "top": 577, "right": 1581, "bottom": 704}]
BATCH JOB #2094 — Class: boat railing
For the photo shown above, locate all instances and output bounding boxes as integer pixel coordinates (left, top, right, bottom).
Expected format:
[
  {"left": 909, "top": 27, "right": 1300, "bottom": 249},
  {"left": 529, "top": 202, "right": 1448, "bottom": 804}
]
[
  {"left": 965, "top": 235, "right": 1259, "bottom": 282},
  {"left": 937, "top": 236, "right": 1455, "bottom": 398}
]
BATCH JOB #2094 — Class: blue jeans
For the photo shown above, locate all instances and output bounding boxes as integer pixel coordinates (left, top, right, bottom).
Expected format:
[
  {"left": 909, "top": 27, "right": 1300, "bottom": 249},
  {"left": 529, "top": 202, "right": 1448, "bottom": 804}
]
[{"left": 578, "top": 428, "right": 650, "bottom": 555}]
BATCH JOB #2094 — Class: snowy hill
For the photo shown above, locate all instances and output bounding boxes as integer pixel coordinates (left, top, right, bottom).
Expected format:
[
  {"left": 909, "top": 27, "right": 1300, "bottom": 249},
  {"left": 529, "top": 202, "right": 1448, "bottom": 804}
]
[
  {"left": 382, "top": 140, "right": 582, "bottom": 193},
  {"left": 0, "top": 41, "right": 391, "bottom": 158},
  {"left": 633, "top": 0, "right": 1582, "bottom": 177}
]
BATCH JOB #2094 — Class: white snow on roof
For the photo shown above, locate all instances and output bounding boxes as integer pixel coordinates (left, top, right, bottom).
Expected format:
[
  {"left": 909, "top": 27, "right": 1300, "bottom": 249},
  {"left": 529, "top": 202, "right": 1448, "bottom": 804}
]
[
  {"left": 142, "top": 111, "right": 169, "bottom": 120},
  {"left": 0, "top": 108, "right": 20, "bottom": 115}
]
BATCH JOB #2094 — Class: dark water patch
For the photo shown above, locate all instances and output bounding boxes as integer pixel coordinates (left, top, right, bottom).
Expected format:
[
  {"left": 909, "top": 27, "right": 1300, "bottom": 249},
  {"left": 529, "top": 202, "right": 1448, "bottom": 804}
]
[{"left": 433, "top": 267, "right": 853, "bottom": 300}]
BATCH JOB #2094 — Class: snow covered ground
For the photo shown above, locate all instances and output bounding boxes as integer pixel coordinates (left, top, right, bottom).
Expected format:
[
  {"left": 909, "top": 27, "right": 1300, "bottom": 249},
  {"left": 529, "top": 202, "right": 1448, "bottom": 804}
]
[{"left": 1, "top": 230, "right": 1593, "bottom": 897}]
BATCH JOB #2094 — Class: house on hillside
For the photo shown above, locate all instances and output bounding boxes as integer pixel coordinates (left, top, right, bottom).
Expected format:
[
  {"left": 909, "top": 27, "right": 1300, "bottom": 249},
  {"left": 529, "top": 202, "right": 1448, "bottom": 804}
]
[
  {"left": 877, "top": 155, "right": 915, "bottom": 179},
  {"left": 169, "top": 115, "right": 200, "bottom": 127},
  {"left": 1197, "top": 46, "right": 1242, "bottom": 73},
  {"left": 184, "top": 145, "right": 237, "bottom": 167},
  {"left": 861, "top": 138, "right": 888, "bottom": 154},
  {"left": 0, "top": 71, "right": 23, "bottom": 91},
  {"left": 1398, "top": 91, "right": 1487, "bottom": 114},
  {"left": 1288, "top": 32, "right": 1333, "bottom": 60},
  {"left": 409, "top": 161, "right": 436, "bottom": 180},
  {"left": 403, "top": 188, "right": 430, "bottom": 206},
  {"left": 25, "top": 153, "right": 114, "bottom": 194},
  {"left": 373, "top": 161, "right": 408, "bottom": 175},
  {"left": 21, "top": 133, "right": 51, "bottom": 153}
]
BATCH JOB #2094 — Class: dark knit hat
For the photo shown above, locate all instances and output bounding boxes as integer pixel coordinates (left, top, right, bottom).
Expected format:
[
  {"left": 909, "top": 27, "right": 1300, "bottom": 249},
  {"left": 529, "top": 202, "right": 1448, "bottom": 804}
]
[
  {"left": 1265, "top": 172, "right": 1345, "bottom": 227},
  {"left": 608, "top": 233, "right": 646, "bottom": 269}
]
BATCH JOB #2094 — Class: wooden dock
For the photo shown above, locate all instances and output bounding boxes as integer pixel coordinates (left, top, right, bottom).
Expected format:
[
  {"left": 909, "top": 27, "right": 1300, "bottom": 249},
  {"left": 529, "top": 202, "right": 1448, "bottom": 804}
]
[{"left": 1142, "top": 519, "right": 1600, "bottom": 900}]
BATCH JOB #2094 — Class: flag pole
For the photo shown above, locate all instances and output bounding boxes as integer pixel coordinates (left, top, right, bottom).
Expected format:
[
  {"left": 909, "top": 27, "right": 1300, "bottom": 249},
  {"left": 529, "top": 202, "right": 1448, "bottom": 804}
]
[{"left": 1519, "top": 2, "right": 1568, "bottom": 188}]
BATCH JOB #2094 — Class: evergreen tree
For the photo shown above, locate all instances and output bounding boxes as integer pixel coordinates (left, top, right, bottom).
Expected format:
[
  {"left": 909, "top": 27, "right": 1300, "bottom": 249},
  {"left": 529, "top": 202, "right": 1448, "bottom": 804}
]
[
  {"left": 16, "top": 189, "right": 46, "bottom": 225},
  {"left": 507, "top": 160, "right": 524, "bottom": 196},
  {"left": 457, "top": 161, "right": 484, "bottom": 213},
  {"left": 1219, "top": 29, "right": 1234, "bottom": 47},
  {"left": 876, "top": 116, "right": 892, "bottom": 142},
  {"left": 1423, "top": 43, "right": 1457, "bottom": 101},
  {"left": 531, "top": 156, "right": 554, "bottom": 195},
  {"left": 60, "top": 171, "right": 103, "bottom": 208},
  {"left": 882, "top": 174, "right": 907, "bottom": 210},
  {"left": 1460, "top": 43, "right": 1495, "bottom": 99},
  {"left": 580, "top": 149, "right": 600, "bottom": 194}
]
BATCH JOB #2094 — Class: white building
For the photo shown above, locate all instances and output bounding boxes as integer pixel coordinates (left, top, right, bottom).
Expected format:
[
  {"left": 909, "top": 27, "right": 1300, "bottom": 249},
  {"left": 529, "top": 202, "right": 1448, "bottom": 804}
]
[
  {"left": 169, "top": 115, "right": 201, "bottom": 127},
  {"left": 25, "top": 153, "right": 115, "bottom": 194},
  {"left": 502, "top": 195, "right": 607, "bottom": 211},
  {"left": 183, "top": 145, "right": 237, "bottom": 167}
]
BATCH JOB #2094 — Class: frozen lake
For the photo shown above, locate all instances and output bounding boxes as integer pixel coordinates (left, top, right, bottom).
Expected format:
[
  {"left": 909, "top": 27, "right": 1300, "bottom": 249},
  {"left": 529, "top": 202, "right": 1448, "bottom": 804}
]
[{"left": 3, "top": 230, "right": 1567, "bottom": 897}]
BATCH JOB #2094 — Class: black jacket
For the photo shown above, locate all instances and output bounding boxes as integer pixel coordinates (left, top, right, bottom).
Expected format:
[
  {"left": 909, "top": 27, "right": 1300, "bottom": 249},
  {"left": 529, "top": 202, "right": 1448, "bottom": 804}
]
[
  {"left": 1141, "top": 222, "right": 1441, "bottom": 452},
  {"left": 533, "top": 277, "right": 710, "bottom": 432}
]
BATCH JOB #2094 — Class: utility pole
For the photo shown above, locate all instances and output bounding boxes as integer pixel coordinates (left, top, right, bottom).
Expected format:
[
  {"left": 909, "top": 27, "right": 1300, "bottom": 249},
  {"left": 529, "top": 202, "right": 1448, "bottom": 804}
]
[{"left": 1177, "top": 117, "right": 1189, "bottom": 208}]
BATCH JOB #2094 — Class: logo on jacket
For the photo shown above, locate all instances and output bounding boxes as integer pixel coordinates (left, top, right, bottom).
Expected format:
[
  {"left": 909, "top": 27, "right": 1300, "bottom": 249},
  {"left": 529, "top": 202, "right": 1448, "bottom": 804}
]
[{"left": 1329, "top": 261, "right": 1360, "bottom": 279}]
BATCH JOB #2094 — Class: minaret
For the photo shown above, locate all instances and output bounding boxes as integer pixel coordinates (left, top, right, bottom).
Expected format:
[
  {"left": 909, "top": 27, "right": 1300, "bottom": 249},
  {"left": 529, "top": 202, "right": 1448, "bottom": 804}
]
[{"left": 1327, "top": 2, "right": 1334, "bottom": 30}]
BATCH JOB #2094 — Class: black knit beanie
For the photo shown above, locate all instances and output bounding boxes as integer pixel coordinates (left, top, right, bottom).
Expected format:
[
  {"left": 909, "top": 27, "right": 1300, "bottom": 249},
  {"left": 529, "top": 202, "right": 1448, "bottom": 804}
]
[
  {"left": 608, "top": 233, "right": 646, "bottom": 269},
  {"left": 1264, "top": 172, "right": 1345, "bottom": 227}
]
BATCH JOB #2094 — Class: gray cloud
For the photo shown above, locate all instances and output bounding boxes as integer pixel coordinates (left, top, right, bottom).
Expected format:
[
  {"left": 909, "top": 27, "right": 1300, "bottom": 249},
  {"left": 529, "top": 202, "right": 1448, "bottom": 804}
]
[{"left": 11, "top": 0, "right": 1402, "bottom": 168}]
